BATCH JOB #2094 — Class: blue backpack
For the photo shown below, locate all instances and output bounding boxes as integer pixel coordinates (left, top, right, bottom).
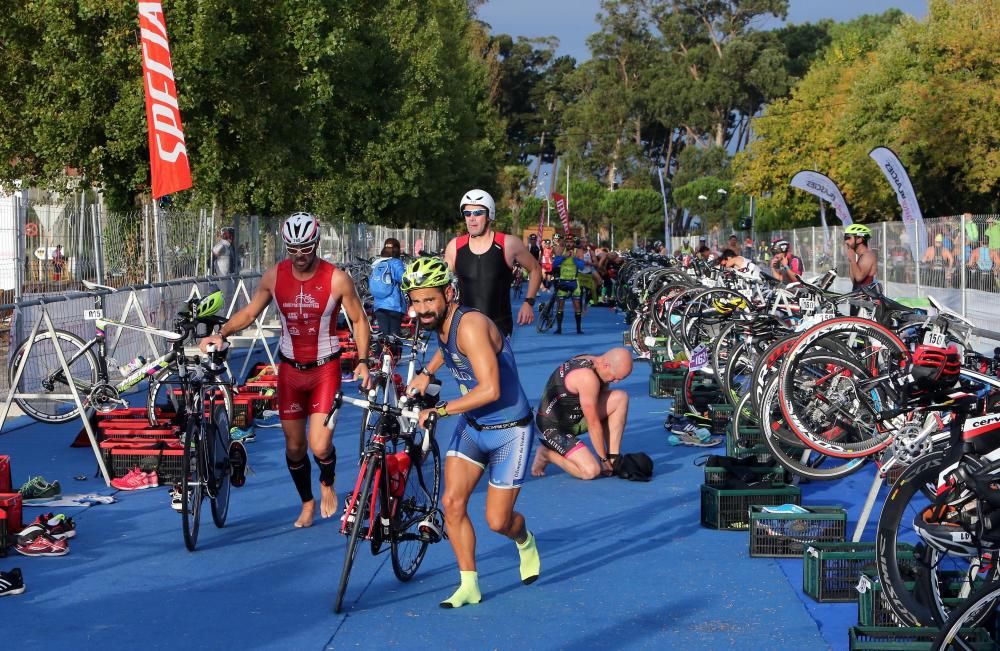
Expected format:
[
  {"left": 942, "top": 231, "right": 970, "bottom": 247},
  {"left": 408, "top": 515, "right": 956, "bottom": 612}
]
[{"left": 369, "top": 259, "right": 396, "bottom": 300}]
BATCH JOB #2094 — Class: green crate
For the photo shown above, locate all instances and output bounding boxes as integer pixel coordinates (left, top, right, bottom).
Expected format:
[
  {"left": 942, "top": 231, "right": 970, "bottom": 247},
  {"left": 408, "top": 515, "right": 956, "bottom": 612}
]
[
  {"left": 709, "top": 403, "right": 734, "bottom": 436},
  {"left": 749, "top": 505, "right": 847, "bottom": 557},
  {"left": 729, "top": 422, "right": 765, "bottom": 448},
  {"left": 703, "top": 465, "right": 787, "bottom": 488},
  {"left": 857, "top": 571, "right": 985, "bottom": 627},
  {"left": 700, "top": 483, "right": 801, "bottom": 531},
  {"left": 725, "top": 438, "right": 774, "bottom": 464},
  {"left": 649, "top": 372, "right": 686, "bottom": 399},
  {"left": 848, "top": 626, "right": 992, "bottom": 650},
  {"left": 804, "top": 542, "right": 915, "bottom": 603}
]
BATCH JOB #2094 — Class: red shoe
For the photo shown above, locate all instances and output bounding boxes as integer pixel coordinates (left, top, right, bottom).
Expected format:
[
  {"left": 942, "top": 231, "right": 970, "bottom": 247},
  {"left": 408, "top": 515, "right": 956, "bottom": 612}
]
[
  {"left": 15, "top": 532, "right": 68, "bottom": 557},
  {"left": 111, "top": 468, "right": 156, "bottom": 491}
]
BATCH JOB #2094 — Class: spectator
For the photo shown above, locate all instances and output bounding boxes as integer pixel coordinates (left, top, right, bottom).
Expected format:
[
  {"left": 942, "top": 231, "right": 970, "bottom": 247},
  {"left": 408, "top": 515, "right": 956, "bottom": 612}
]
[
  {"left": 369, "top": 237, "right": 406, "bottom": 338},
  {"left": 723, "top": 234, "right": 740, "bottom": 255},
  {"left": 527, "top": 234, "right": 541, "bottom": 261},
  {"left": 888, "top": 243, "right": 913, "bottom": 284},
  {"left": 967, "top": 238, "right": 999, "bottom": 292},
  {"left": 742, "top": 237, "right": 754, "bottom": 260},
  {"left": 212, "top": 227, "right": 234, "bottom": 275},
  {"left": 921, "top": 233, "right": 953, "bottom": 286},
  {"left": 986, "top": 217, "right": 1000, "bottom": 252},
  {"left": 51, "top": 244, "right": 65, "bottom": 282}
]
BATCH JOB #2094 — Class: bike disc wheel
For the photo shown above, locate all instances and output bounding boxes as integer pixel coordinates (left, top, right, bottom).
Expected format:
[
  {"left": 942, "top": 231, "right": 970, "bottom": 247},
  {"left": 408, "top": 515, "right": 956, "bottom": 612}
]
[
  {"left": 335, "top": 456, "right": 377, "bottom": 613},
  {"left": 182, "top": 419, "right": 204, "bottom": 552},
  {"left": 10, "top": 329, "right": 98, "bottom": 423},
  {"left": 210, "top": 402, "right": 232, "bottom": 528},
  {"left": 391, "top": 436, "right": 441, "bottom": 582}
]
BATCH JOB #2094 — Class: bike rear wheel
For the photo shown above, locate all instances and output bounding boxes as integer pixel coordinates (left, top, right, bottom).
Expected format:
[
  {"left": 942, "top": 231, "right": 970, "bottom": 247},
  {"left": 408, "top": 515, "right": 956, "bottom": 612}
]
[
  {"left": 209, "top": 402, "right": 232, "bottom": 528},
  {"left": 536, "top": 301, "right": 555, "bottom": 333},
  {"left": 335, "top": 455, "right": 378, "bottom": 613},
  {"left": 391, "top": 436, "right": 442, "bottom": 581},
  {"left": 182, "top": 419, "right": 204, "bottom": 551},
  {"left": 9, "top": 329, "right": 99, "bottom": 423}
]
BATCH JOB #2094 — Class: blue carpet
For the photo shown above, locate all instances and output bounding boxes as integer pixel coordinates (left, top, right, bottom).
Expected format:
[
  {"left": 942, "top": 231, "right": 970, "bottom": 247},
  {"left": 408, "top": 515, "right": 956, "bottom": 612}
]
[{"left": 0, "top": 297, "right": 881, "bottom": 650}]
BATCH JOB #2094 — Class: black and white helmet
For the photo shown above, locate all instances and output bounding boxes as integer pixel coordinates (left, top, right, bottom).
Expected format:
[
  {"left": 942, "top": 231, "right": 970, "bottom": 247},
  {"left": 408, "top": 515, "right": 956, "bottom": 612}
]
[
  {"left": 282, "top": 212, "right": 320, "bottom": 246},
  {"left": 459, "top": 189, "right": 495, "bottom": 221}
]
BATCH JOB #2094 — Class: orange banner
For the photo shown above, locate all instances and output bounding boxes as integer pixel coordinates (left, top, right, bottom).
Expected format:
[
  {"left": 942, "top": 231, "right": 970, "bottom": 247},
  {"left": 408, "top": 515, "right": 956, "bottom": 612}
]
[{"left": 139, "top": 2, "right": 192, "bottom": 199}]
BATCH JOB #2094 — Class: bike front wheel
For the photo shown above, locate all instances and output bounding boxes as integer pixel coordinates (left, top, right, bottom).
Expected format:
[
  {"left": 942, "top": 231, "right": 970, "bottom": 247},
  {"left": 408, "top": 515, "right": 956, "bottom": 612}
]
[
  {"left": 9, "top": 329, "right": 99, "bottom": 423},
  {"left": 391, "top": 436, "right": 442, "bottom": 582},
  {"left": 335, "top": 455, "right": 378, "bottom": 613},
  {"left": 182, "top": 419, "right": 204, "bottom": 552},
  {"left": 209, "top": 402, "right": 232, "bottom": 528}
]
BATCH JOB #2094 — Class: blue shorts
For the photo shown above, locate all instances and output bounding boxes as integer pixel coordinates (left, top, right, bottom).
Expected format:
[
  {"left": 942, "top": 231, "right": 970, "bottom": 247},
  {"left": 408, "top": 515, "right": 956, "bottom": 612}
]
[{"left": 447, "top": 418, "right": 534, "bottom": 489}]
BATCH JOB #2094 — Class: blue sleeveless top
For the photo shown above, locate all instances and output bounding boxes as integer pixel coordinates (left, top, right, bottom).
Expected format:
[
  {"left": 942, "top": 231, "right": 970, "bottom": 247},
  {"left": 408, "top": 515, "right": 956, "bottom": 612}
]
[{"left": 439, "top": 306, "right": 530, "bottom": 426}]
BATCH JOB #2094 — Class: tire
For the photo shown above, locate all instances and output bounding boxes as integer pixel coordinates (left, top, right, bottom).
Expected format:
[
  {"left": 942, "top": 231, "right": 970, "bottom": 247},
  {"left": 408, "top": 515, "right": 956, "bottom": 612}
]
[
  {"left": 335, "top": 455, "right": 378, "bottom": 613},
  {"left": 932, "top": 579, "right": 1000, "bottom": 650},
  {"left": 875, "top": 451, "right": 998, "bottom": 628},
  {"left": 754, "top": 377, "right": 868, "bottom": 481},
  {"left": 209, "top": 402, "right": 232, "bottom": 528},
  {"left": 182, "top": 418, "right": 204, "bottom": 552},
  {"left": 148, "top": 367, "right": 233, "bottom": 427},
  {"left": 536, "top": 301, "right": 554, "bottom": 333},
  {"left": 9, "top": 329, "right": 99, "bottom": 423},
  {"left": 778, "top": 317, "right": 910, "bottom": 458},
  {"left": 391, "top": 436, "right": 441, "bottom": 582}
]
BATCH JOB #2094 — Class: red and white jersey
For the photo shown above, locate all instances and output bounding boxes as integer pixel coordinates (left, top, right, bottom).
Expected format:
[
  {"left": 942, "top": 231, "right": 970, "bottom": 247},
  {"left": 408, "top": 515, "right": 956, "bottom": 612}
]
[{"left": 273, "top": 259, "right": 341, "bottom": 363}]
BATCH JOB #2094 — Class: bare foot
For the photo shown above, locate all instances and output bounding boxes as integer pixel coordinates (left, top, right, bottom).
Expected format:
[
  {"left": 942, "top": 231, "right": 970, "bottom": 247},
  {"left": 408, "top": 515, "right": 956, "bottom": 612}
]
[
  {"left": 531, "top": 447, "right": 549, "bottom": 477},
  {"left": 294, "top": 500, "right": 316, "bottom": 528},
  {"left": 319, "top": 484, "right": 338, "bottom": 519}
]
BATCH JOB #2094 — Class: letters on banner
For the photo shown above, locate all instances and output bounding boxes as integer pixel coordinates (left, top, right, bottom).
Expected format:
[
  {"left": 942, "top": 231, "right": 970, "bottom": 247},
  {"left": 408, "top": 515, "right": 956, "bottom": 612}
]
[
  {"left": 551, "top": 192, "right": 572, "bottom": 237},
  {"left": 138, "top": 2, "right": 193, "bottom": 199}
]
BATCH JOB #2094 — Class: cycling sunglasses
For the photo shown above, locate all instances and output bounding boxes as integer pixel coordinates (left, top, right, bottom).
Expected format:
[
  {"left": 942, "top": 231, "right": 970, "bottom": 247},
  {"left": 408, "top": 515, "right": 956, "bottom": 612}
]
[
  {"left": 286, "top": 243, "right": 316, "bottom": 255},
  {"left": 462, "top": 209, "right": 488, "bottom": 217}
]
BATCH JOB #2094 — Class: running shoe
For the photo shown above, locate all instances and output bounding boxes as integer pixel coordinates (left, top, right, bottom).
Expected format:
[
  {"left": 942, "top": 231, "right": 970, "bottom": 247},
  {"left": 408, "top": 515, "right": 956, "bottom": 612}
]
[
  {"left": 230, "top": 426, "right": 256, "bottom": 443},
  {"left": 18, "top": 476, "right": 61, "bottom": 500},
  {"left": 44, "top": 514, "right": 76, "bottom": 540},
  {"left": 15, "top": 532, "right": 68, "bottom": 557},
  {"left": 169, "top": 485, "right": 183, "bottom": 512},
  {"left": 0, "top": 568, "right": 25, "bottom": 596},
  {"left": 110, "top": 468, "right": 158, "bottom": 491}
]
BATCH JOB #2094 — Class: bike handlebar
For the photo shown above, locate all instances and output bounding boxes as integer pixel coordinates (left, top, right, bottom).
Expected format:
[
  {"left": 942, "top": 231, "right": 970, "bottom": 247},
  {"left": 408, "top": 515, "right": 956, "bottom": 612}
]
[{"left": 324, "top": 392, "right": 438, "bottom": 452}]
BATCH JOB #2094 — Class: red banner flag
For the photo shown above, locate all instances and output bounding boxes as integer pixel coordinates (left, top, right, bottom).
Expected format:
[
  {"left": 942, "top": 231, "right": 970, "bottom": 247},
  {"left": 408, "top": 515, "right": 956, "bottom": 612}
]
[
  {"left": 139, "top": 2, "right": 192, "bottom": 199},
  {"left": 537, "top": 203, "right": 545, "bottom": 241},
  {"left": 551, "top": 192, "right": 571, "bottom": 236}
]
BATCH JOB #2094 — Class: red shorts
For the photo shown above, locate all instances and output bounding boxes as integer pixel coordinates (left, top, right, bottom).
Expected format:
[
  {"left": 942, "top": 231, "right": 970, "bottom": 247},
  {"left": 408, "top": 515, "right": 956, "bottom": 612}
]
[{"left": 277, "top": 361, "right": 342, "bottom": 421}]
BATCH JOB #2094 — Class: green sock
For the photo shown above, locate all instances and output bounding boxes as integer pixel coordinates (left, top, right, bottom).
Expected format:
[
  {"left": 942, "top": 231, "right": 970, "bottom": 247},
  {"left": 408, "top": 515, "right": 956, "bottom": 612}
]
[
  {"left": 439, "top": 570, "right": 481, "bottom": 609},
  {"left": 516, "top": 530, "right": 541, "bottom": 585}
]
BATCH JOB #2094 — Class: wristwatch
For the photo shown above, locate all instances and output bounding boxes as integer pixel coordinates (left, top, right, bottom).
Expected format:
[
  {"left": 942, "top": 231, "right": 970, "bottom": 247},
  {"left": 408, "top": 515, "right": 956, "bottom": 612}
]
[
  {"left": 420, "top": 367, "right": 434, "bottom": 377},
  {"left": 525, "top": 297, "right": 536, "bottom": 306},
  {"left": 434, "top": 401, "right": 450, "bottom": 418}
]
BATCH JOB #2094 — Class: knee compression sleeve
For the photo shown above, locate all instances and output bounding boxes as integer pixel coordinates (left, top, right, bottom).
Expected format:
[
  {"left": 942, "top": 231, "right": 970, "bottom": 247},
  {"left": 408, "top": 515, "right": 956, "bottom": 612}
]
[
  {"left": 314, "top": 449, "right": 336, "bottom": 487},
  {"left": 286, "top": 455, "right": 314, "bottom": 503},
  {"left": 540, "top": 427, "right": 579, "bottom": 457}
]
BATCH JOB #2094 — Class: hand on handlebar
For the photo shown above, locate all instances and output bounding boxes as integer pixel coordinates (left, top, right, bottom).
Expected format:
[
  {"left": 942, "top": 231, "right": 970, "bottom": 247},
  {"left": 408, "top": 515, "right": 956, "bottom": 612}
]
[
  {"left": 354, "top": 360, "right": 371, "bottom": 390},
  {"left": 199, "top": 334, "right": 225, "bottom": 353},
  {"left": 417, "top": 408, "right": 437, "bottom": 429},
  {"left": 405, "top": 372, "right": 431, "bottom": 398}
]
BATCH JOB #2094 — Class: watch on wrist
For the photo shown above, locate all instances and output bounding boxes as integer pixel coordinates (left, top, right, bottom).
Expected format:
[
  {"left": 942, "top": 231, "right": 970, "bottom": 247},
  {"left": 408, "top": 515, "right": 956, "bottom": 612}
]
[
  {"left": 434, "top": 401, "right": 449, "bottom": 418},
  {"left": 420, "top": 367, "right": 433, "bottom": 377},
  {"left": 525, "top": 297, "right": 536, "bottom": 306}
]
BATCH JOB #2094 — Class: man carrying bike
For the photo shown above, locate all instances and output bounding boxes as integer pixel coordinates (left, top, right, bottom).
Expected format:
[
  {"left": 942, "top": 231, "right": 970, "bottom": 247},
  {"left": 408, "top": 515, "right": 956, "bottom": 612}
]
[
  {"left": 403, "top": 257, "right": 540, "bottom": 609},
  {"left": 200, "top": 212, "right": 371, "bottom": 528},
  {"left": 444, "top": 189, "right": 542, "bottom": 336},
  {"left": 531, "top": 348, "right": 633, "bottom": 480}
]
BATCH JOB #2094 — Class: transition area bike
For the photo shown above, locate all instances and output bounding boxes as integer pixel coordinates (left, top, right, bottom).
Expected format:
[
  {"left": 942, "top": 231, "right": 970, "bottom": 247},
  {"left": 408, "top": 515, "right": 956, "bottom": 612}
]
[{"left": 327, "top": 391, "right": 444, "bottom": 613}]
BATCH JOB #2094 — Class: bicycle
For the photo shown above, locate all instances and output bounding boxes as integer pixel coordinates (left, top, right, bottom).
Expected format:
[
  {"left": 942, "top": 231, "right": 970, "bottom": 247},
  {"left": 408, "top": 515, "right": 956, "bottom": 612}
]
[
  {"left": 535, "top": 295, "right": 556, "bottom": 333},
  {"left": 327, "top": 390, "right": 443, "bottom": 613},
  {"left": 171, "top": 344, "right": 236, "bottom": 551},
  {"left": 9, "top": 280, "right": 231, "bottom": 424}
]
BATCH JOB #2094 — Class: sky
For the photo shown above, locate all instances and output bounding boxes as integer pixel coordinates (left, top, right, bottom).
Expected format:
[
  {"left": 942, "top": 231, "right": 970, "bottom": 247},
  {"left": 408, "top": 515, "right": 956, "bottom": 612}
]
[{"left": 477, "top": 0, "right": 929, "bottom": 63}]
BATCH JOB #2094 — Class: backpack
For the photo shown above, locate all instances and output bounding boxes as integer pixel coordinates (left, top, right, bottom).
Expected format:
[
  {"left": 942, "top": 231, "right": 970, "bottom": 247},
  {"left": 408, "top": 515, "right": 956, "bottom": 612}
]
[{"left": 369, "top": 259, "right": 396, "bottom": 300}]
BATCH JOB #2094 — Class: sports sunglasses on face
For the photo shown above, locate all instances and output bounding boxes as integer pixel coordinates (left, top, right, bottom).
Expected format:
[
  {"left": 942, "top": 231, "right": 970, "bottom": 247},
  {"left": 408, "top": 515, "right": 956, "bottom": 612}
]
[
  {"left": 462, "top": 209, "right": 488, "bottom": 217},
  {"left": 286, "top": 243, "right": 316, "bottom": 255}
]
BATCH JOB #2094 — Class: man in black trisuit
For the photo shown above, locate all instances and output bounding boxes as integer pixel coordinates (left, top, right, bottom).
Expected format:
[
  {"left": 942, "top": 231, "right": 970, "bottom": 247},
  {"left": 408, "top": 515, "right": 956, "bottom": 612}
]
[
  {"left": 444, "top": 189, "right": 542, "bottom": 336},
  {"left": 531, "top": 348, "right": 633, "bottom": 480},
  {"left": 527, "top": 234, "right": 541, "bottom": 261}
]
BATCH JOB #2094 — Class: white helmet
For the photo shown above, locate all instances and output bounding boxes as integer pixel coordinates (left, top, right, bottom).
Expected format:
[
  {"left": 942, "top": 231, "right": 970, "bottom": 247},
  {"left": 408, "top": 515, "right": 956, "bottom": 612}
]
[
  {"left": 282, "top": 212, "right": 320, "bottom": 246},
  {"left": 459, "top": 189, "right": 495, "bottom": 221}
]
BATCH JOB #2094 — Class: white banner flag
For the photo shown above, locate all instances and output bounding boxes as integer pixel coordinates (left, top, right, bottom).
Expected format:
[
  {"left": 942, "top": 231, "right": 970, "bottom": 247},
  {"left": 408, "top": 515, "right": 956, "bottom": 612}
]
[
  {"left": 869, "top": 147, "right": 927, "bottom": 262},
  {"left": 789, "top": 170, "right": 853, "bottom": 226}
]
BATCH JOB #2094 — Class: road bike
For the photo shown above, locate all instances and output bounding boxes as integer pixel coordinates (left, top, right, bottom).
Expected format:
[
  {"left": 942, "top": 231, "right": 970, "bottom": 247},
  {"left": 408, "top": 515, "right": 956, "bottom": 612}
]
[{"left": 328, "top": 391, "right": 442, "bottom": 613}]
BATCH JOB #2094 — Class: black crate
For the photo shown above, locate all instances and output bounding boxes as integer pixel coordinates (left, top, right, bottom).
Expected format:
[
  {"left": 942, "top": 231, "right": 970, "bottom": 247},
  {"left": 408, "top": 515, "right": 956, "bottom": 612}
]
[
  {"left": 103, "top": 445, "right": 185, "bottom": 485},
  {"left": 803, "top": 542, "right": 915, "bottom": 603},
  {"left": 749, "top": 505, "right": 847, "bottom": 557},
  {"left": 703, "top": 464, "right": 787, "bottom": 488},
  {"left": 700, "top": 483, "right": 801, "bottom": 531}
]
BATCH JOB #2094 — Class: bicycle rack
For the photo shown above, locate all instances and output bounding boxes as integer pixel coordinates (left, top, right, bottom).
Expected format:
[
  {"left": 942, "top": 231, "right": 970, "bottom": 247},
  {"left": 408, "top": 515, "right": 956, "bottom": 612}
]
[
  {"left": 107, "top": 287, "right": 164, "bottom": 363},
  {"left": 0, "top": 301, "right": 112, "bottom": 485}
]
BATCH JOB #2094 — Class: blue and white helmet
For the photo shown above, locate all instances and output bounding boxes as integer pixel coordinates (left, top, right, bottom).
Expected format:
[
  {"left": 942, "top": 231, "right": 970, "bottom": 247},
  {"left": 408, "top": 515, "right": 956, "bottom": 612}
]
[
  {"left": 282, "top": 212, "right": 320, "bottom": 246},
  {"left": 459, "top": 189, "right": 495, "bottom": 221}
]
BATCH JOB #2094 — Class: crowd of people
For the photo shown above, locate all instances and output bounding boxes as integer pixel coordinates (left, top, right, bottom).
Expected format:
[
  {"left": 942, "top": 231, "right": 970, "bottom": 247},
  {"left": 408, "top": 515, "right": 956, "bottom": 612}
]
[{"left": 198, "top": 189, "right": 635, "bottom": 609}]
